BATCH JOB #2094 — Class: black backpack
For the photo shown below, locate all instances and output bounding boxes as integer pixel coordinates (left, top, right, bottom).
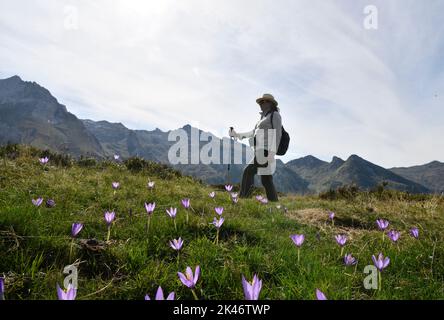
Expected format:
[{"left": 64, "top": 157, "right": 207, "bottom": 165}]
[{"left": 271, "top": 112, "right": 290, "bottom": 156}]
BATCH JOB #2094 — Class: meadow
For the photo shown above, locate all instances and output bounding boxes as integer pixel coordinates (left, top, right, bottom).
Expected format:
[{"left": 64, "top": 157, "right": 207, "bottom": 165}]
[{"left": 0, "top": 145, "right": 443, "bottom": 300}]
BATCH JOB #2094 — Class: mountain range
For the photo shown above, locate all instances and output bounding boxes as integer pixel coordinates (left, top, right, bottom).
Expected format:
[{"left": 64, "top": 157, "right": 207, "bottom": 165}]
[{"left": 1, "top": 75, "right": 443, "bottom": 194}]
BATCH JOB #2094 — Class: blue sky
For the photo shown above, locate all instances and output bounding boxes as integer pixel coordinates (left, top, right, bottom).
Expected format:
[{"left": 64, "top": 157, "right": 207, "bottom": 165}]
[{"left": 1, "top": 0, "right": 443, "bottom": 167}]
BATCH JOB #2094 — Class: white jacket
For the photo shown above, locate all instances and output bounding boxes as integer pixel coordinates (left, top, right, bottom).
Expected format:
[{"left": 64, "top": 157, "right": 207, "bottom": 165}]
[
  {"left": 234, "top": 110, "right": 282, "bottom": 174},
  {"left": 236, "top": 110, "right": 282, "bottom": 153}
]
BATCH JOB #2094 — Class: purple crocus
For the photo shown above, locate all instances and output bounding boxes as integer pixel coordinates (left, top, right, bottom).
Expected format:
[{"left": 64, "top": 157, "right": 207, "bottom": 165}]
[
  {"left": 259, "top": 198, "right": 268, "bottom": 205},
  {"left": 145, "top": 286, "right": 175, "bottom": 300},
  {"left": 104, "top": 211, "right": 115, "bottom": 225},
  {"left": 255, "top": 195, "right": 264, "bottom": 202},
  {"left": 316, "top": 289, "right": 327, "bottom": 300},
  {"left": 232, "top": 197, "right": 239, "bottom": 204},
  {"left": 213, "top": 217, "right": 224, "bottom": 245},
  {"left": 225, "top": 185, "right": 233, "bottom": 192},
  {"left": 0, "top": 277, "right": 4, "bottom": 300},
  {"left": 215, "top": 207, "right": 224, "bottom": 216},
  {"left": 46, "top": 199, "right": 56, "bottom": 208},
  {"left": 56, "top": 283, "right": 77, "bottom": 300},
  {"left": 32, "top": 198, "right": 43, "bottom": 207},
  {"left": 71, "top": 223, "right": 83, "bottom": 238},
  {"left": 112, "top": 182, "right": 120, "bottom": 190},
  {"left": 181, "top": 198, "right": 191, "bottom": 224},
  {"left": 104, "top": 211, "right": 115, "bottom": 241},
  {"left": 335, "top": 235, "right": 347, "bottom": 247},
  {"left": 178, "top": 266, "right": 200, "bottom": 299},
  {"left": 344, "top": 254, "right": 357, "bottom": 266},
  {"left": 166, "top": 207, "right": 177, "bottom": 219},
  {"left": 170, "top": 238, "right": 184, "bottom": 251},
  {"left": 242, "top": 274, "right": 262, "bottom": 300},
  {"left": 387, "top": 230, "right": 400, "bottom": 243},
  {"left": 144, "top": 202, "right": 156, "bottom": 215},
  {"left": 212, "top": 217, "right": 225, "bottom": 229},
  {"left": 376, "top": 219, "right": 389, "bottom": 230},
  {"left": 181, "top": 198, "right": 190, "bottom": 209},
  {"left": 209, "top": 191, "right": 216, "bottom": 199},
  {"left": 328, "top": 211, "right": 335, "bottom": 220},
  {"left": 410, "top": 228, "right": 419, "bottom": 239},
  {"left": 372, "top": 253, "right": 390, "bottom": 272},
  {"left": 290, "top": 234, "right": 305, "bottom": 247},
  {"left": 290, "top": 234, "right": 305, "bottom": 263},
  {"left": 39, "top": 157, "right": 49, "bottom": 165}
]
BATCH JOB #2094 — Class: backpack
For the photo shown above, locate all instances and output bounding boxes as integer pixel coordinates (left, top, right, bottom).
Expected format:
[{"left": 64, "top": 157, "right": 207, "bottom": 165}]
[{"left": 271, "top": 112, "right": 290, "bottom": 156}]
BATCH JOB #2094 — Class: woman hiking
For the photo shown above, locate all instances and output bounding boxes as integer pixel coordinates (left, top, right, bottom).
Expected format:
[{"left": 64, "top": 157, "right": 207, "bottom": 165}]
[{"left": 229, "top": 93, "right": 282, "bottom": 202}]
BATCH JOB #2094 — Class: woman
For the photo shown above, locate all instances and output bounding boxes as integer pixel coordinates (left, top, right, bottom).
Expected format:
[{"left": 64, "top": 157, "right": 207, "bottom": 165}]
[{"left": 229, "top": 93, "right": 282, "bottom": 202}]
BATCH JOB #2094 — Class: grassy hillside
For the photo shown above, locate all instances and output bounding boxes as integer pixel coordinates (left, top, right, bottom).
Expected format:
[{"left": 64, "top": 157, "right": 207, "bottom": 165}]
[{"left": 1, "top": 145, "right": 443, "bottom": 300}]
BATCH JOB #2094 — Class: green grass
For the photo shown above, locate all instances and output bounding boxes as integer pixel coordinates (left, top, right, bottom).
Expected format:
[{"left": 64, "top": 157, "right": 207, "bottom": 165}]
[{"left": 1, "top": 146, "right": 444, "bottom": 300}]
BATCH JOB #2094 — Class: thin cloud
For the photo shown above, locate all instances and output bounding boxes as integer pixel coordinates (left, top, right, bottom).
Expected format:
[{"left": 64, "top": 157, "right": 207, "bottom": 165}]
[{"left": 0, "top": 0, "right": 442, "bottom": 167}]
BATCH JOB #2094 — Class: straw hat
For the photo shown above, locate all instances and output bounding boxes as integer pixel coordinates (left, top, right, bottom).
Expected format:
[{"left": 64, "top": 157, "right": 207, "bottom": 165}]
[{"left": 256, "top": 93, "right": 278, "bottom": 107}]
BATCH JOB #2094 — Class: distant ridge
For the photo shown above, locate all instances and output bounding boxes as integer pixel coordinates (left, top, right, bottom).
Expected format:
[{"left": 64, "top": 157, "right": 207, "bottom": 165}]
[{"left": 1, "top": 75, "right": 441, "bottom": 194}]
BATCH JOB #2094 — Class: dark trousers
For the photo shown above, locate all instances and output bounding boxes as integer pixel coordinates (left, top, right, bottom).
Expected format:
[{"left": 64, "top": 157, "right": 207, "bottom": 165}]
[{"left": 239, "top": 149, "right": 278, "bottom": 202}]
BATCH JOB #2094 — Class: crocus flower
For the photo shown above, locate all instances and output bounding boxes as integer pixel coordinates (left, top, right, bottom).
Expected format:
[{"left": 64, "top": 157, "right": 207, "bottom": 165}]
[
  {"left": 290, "top": 234, "right": 305, "bottom": 263},
  {"left": 231, "top": 193, "right": 238, "bottom": 199},
  {"left": 372, "top": 253, "right": 390, "bottom": 291},
  {"left": 212, "top": 217, "right": 225, "bottom": 229},
  {"left": 215, "top": 207, "right": 224, "bottom": 216},
  {"left": 178, "top": 266, "right": 200, "bottom": 299},
  {"left": 170, "top": 238, "right": 184, "bottom": 251},
  {"left": 112, "top": 182, "right": 120, "bottom": 190},
  {"left": 225, "top": 185, "right": 233, "bottom": 192},
  {"left": 181, "top": 198, "right": 191, "bottom": 224},
  {"left": 32, "top": 198, "right": 43, "bottom": 207},
  {"left": 344, "top": 254, "right": 357, "bottom": 266},
  {"left": 144, "top": 202, "right": 156, "bottom": 215},
  {"left": 232, "top": 197, "right": 239, "bottom": 204},
  {"left": 166, "top": 207, "right": 177, "bottom": 219},
  {"left": 0, "top": 277, "right": 4, "bottom": 300},
  {"left": 410, "top": 228, "right": 419, "bottom": 239},
  {"left": 181, "top": 198, "right": 190, "bottom": 209},
  {"left": 39, "top": 157, "right": 49, "bottom": 165},
  {"left": 145, "top": 286, "right": 175, "bottom": 300},
  {"left": 376, "top": 219, "right": 389, "bottom": 230},
  {"left": 387, "top": 230, "right": 400, "bottom": 243},
  {"left": 316, "top": 289, "right": 327, "bottom": 300},
  {"left": 259, "top": 198, "right": 268, "bottom": 205},
  {"left": 147, "top": 181, "right": 155, "bottom": 189},
  {"left": 209, "top": 191, "right": 216, "bottom": 198},
  {"left": 372, "top": 253, "right": 390, "bottom": 272},
  {"left": 104, "top": 211, "right": 115, "bottom": 225},
  {"left": 46, "top": 199, "right": 56, "bottom": 208},
  {"left": 328, "top": 211, "right": 335, "bottom": 220},
  {"left": 56, "top": 283, "right": 76, "bottom": 300},
  {"left": 71, "top": 223, "right": 83, "bottom": 238},
  {"left": 104, "top": 211, "right": 115, "bottom": 242},
  {"left": 213, "top": 217, "right": 225, "bottom": 245},
  {"left": 290, "top": 234, "right": 305, "bottom": 247},
  {"left": 255, "top": 195, "right": 264, "bottom": 201},
  {"left": 335, "top": 235, "right": 347, "bottom": 247},
  {"left": 242, "top": 274, "right": 262, "bottom": 300},
  {"left": 114, "top": 154, "right": 120, "bottom": 160}
]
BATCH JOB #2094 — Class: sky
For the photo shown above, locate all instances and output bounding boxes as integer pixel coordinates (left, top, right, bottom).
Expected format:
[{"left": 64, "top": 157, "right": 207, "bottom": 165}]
[{"left": 1, "top": 0, "right": 443, "bottom": 168}]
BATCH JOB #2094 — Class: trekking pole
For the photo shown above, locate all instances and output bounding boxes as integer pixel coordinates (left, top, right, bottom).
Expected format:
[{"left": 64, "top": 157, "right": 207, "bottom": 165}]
[{"left": 227, "top": 127, "right": 234, "bottom": 185}]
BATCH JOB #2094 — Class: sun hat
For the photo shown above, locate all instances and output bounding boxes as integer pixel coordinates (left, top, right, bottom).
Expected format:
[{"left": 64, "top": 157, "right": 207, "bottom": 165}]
[{"left": 256, "top": 93, "right": 278, "bottom": 107}]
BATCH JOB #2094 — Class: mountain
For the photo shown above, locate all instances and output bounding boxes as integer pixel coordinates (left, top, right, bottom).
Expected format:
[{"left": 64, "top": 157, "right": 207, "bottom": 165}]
[
  {"left": 390, "top": 161, "right": 444, "bottom": 193},
  {"left": 0, "top": 75, "right": 438, "bottom": 195},
  {"left": 0, "top": 76, "right": 104, "bottom": 157},
  {"left": 287, "top": 154, "right": 431, "bottom": 194},
  {"left": 82, "top": 120, "right": 310, "bottom": 193}
]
